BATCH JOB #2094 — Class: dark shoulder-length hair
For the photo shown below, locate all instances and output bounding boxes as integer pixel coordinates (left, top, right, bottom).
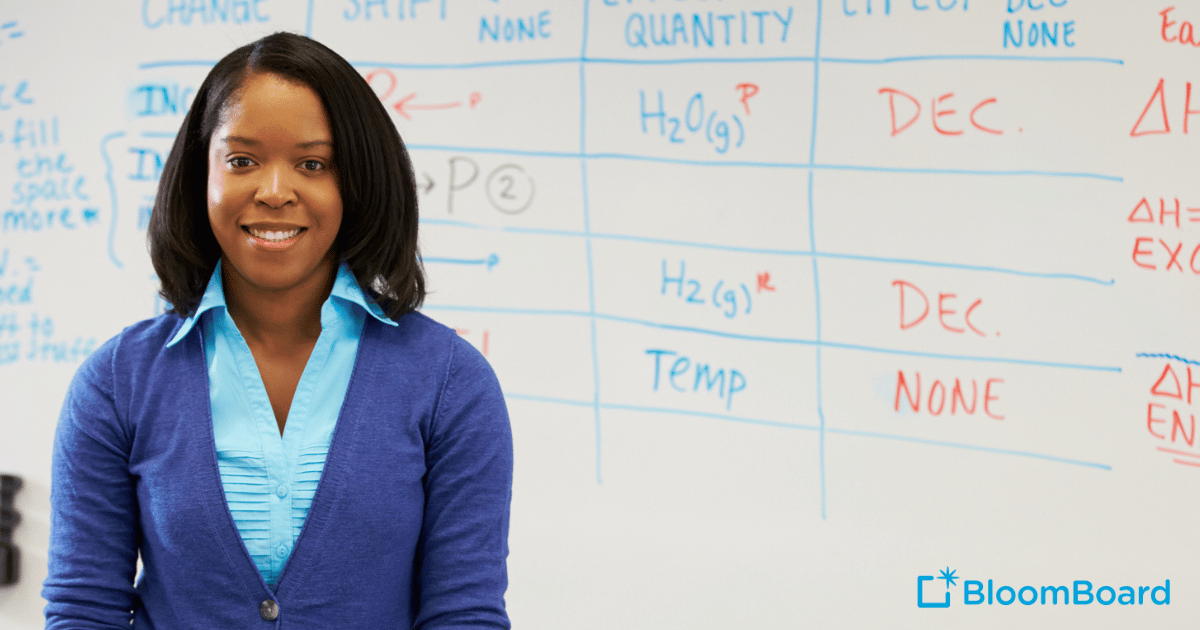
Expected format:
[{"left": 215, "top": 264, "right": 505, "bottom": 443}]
[{"left": 148, "top": 31, "right": 424, "bottom": 319}]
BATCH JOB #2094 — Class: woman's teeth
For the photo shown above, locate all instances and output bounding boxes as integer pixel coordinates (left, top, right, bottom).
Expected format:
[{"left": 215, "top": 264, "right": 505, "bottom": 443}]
[{"left": 248, "top": 228, "right": 301, "bottom": 242}]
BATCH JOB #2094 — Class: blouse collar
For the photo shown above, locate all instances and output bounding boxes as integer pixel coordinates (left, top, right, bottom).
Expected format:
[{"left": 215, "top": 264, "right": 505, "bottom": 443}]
[{"left": 166, "top": 260, "right": 396, "bottom": 348}]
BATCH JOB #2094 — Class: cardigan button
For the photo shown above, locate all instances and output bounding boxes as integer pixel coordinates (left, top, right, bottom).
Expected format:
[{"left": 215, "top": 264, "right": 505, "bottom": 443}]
[{"left": 260, "top": 599, "right": 279, "bottom": 621}]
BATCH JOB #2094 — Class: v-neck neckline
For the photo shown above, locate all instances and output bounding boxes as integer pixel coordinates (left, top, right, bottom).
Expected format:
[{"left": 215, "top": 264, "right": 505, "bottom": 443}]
[{"left": 195, "top": 315, "right": 380, "bottom": 594}]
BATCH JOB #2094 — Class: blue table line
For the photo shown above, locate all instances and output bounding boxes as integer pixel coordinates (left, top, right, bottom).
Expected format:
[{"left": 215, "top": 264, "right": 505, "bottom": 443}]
[
  {"left": 586, "top": 56, "right": 817, "bottom": 65},
  {"left": 505, "top": 393, "right": 597, "bottom": 409},
  {"left": 505, "top": 393, "right": 818, "bottom": 430},
  {"left": 502, "top": 393, "right": 1111, "bottom": 471},
  {"left": 409, "top": 144, "right": 580, "bottom": 159},
  {"left": 809, "top": 0, "right": 829, "bottom": 520},
  {"left": 418, "top": 218, "right": 1114, "bottom": 285},
  {"left": 353, "top": 57, "right": 583, "bottom": 70},
  {"left": 1136, "top": 352, "right": 1200, "bottom": 366},
  {"left": 410, "top": 145, "right": 583, "bottom": 159},
  {"left": 424, "top": 255, "right": 498, "bottom": 269},
  {"left": 812, "top": 162, "right": 1123, "bottom": 182},
  {"left": 137, "top": 59, "right": 584, "bottom": 71},
  {"left": 540, "top": 228, "right": 810, "bottom": 256},
  {"left": 406, "top": 144, "right": 1122, "bottom": 181},
  {"left": 601, "top": 402, "right": 821, "bottom": 431},
  {"left": 826, "top": 428, "right": 1112, "bottom": 470},
  {"left": 137, "top": 60, "right": 219, "bottom": 69},
  {"left": 581, "top": 0, "right": 604, "bottom": 485},
  {"left": 822, "top": 341, "right": 1121, "bottom": 373},
  {"left": 814, "top": 251, "right": 1114, "bottom": 285},
  {"left": 584, "top": 151, "right": 824, "bottom": 170},
  {"left": 137, "top": 54, "right": 1124, "bottom": 72},
  {"left": 823, "top": 54, "right": 1124, "bottom": 65},
  {"left": 421, "top": 219, "right": 814, "bottom": 256},
  {"left": 420, "top": 303, "right": 1120, "bottom": 372}
]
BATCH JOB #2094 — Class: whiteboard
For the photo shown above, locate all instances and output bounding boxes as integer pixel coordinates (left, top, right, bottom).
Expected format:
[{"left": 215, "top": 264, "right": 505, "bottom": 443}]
[{"left": 2, "top": 1, "right": 1198, "bottom": 628}]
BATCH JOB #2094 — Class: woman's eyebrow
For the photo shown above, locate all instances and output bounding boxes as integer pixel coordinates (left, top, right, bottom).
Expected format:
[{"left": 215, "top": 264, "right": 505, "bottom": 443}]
[
  {"left": 218, "top": 136, "right": 332, "bottom": 149},
  {"left": 220, "top": 135, "right": 259, "bottom": 146}
]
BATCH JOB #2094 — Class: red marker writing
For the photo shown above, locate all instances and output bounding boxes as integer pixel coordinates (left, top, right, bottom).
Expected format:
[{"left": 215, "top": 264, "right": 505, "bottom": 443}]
[
  {"left": 756, "top": 271, "right": 775, "bottom": 293},
  {"left": 736, "top": 83, "right": 759, "bottom": 115}
]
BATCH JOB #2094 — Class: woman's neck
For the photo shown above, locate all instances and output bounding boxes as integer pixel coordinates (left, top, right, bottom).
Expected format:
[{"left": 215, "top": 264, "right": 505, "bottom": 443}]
[{"left": 220, "top": 257, "right": 336, "bottom": 349}]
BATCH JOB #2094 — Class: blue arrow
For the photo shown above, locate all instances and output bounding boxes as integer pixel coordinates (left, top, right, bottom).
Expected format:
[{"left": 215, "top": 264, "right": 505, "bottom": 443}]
[{"left": 425, "top": 253, "right": 499, "bottom": 271}]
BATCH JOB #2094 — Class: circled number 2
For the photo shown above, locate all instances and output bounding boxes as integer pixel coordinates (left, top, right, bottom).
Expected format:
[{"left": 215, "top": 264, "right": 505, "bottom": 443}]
[{"left": 486, "top": 164, "right": 535, "bottom": 215}]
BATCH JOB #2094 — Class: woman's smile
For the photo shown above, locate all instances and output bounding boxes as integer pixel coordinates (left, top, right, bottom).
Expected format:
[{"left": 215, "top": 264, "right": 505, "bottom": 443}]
[{"left": 243, "top": 225, "right": 306, "bottom": 248}]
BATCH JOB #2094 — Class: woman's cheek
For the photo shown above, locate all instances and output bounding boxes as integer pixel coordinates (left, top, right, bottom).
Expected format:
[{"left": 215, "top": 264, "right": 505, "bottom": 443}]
[{"left": 207, "top": 167, "right": 228, "bottom": 210}]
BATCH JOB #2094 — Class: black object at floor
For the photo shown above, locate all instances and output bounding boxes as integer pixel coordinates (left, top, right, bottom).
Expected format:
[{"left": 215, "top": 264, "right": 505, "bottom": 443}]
[{"left": 1, "top": 474, "right": 21, "bottom": 586}]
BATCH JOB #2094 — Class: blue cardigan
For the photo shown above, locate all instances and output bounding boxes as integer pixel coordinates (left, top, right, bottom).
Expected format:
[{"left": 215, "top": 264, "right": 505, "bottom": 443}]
[{"left": 42, "top": 311, "right": 513, "bottom": 629}]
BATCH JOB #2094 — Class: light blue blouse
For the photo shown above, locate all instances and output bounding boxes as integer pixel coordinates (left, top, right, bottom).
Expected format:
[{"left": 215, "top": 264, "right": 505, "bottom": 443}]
[{"left": 166, "top": 261, "right": 396, "bottom": 588}]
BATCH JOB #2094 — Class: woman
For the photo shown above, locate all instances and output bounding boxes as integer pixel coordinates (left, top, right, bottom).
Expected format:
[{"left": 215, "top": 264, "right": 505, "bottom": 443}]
[{"left": 42, "top": 33, "right": 512, "bottom": 629}]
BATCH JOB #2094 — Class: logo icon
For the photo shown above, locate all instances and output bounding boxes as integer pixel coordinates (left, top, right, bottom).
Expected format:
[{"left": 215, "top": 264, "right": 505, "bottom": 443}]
[{"left": 917, "top": 567, "right": 957, "bottom": 608}]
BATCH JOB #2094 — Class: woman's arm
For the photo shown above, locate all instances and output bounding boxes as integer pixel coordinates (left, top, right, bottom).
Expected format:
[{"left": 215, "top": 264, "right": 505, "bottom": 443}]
[
  {"left": 412, "top": 335, "right": 513, "bottom": 630},
  {"left": 42, "top": 338, "right": 140, "bottom": 629}
]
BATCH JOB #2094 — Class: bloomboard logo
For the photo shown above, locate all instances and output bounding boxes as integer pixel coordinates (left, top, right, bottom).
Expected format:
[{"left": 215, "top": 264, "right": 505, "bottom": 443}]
[{"left": 917, "top": 567, "right": 1171, "bottom": 608}]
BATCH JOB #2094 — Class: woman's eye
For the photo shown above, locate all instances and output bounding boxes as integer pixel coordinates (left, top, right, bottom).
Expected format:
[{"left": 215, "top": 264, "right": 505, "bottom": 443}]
[
  {"left": 229, "top": 157, "right": 254, "bottom": 168},
  {"left": 300, "top": 159, "right": 326, "bottom": 172}
]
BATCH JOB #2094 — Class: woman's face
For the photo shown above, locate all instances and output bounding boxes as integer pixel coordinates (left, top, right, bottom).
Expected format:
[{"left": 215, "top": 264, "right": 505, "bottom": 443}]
[{"left": 206, "top": 72, "right": 342, "bottom": 295}]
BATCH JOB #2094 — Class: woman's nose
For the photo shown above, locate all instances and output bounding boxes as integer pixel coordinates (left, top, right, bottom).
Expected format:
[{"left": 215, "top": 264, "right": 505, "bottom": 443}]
[{"left": 253, "top": 165, "right": 297, "bottom": 209}]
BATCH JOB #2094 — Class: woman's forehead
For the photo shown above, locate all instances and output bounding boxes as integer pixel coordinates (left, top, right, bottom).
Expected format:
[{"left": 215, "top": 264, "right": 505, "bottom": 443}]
[{"left": 213, "top": 73, "right": 332, "bottom": 143}]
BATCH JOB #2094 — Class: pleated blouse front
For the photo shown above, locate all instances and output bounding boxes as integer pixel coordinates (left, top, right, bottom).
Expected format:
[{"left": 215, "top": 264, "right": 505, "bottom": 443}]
[{"left": 165, "top": 261, "right": 396, "bottom": 588}]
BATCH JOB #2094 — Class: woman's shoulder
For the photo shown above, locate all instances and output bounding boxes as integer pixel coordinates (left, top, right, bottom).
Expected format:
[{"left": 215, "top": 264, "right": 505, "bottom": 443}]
[
  {"left": 376, "top": 311, "right": 509, "bottom": 442},
  {"left": 367, "top": 309, "right": 497, "bottom": 386},
  {"left": 76, "top": 313, "right": 192, "bottom": 380},
  {"left": 108, "top": 312, "right": 190, "bottom": 355},
  {"left": 379, "top": 310, "right": 462, "bottom": 353},
  {"left": 62, "top": 313, "right": 193, "bottom": 436}
]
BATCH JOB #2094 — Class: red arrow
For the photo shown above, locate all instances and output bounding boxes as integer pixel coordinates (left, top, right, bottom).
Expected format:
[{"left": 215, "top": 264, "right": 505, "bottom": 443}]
[{"left": 393, "top": 92, "right": 463, "bottom": 120}]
